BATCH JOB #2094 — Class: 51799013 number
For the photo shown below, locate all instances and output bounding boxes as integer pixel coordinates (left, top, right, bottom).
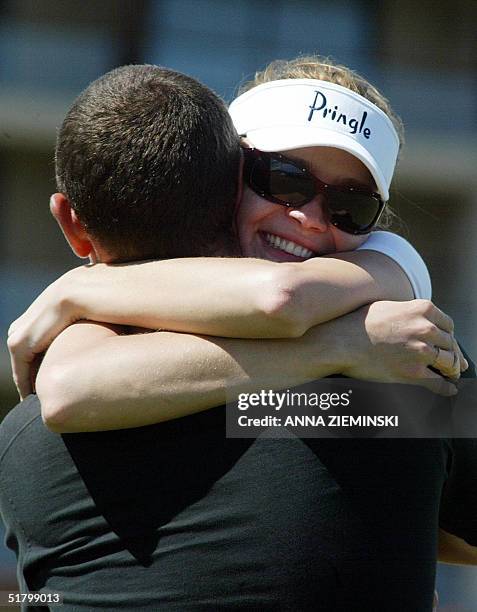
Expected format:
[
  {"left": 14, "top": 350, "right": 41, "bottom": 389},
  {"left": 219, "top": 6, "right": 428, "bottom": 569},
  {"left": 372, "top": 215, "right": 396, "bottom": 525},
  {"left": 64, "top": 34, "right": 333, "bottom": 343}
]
[{"left": 0, "top": 591, "right": 63, "bottom": 606}]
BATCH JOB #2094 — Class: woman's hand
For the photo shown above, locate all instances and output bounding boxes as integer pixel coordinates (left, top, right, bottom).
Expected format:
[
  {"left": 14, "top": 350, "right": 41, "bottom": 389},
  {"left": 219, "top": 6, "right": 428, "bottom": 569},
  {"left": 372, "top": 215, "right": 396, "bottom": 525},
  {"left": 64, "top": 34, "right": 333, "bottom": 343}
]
[
  {"left": 339, "top": 299, "right": 467, "bottom": 395},
  {"left": 8, "top": 269, "right": 81, "bottom": 399}
]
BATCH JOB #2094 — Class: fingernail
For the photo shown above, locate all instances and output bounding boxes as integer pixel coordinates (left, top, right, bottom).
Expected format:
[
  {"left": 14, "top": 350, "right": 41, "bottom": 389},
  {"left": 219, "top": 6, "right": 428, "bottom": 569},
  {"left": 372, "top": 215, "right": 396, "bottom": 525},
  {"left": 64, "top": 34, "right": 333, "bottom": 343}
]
[{"left": 463, "top": 359, "right": 469, "bottom": 370}]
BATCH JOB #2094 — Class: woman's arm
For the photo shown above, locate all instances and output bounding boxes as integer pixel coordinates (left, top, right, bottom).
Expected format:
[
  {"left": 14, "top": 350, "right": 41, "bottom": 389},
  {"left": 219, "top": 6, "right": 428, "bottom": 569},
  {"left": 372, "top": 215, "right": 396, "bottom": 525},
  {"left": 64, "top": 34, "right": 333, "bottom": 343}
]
[
  {"left": 17, "top": 249, "right": 413, "bottom": 338},
  {"left": 10, "top": 233, "right": 424, "bottom": 397},
  {"left": 37, "top": 299, "right": 461, "bottom": 433}
]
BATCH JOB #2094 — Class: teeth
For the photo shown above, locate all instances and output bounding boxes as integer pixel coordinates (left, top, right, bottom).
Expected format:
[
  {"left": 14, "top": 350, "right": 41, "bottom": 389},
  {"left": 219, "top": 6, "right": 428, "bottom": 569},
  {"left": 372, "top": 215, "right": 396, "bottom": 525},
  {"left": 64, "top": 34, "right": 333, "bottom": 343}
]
[{"left": 265, "top": 233, "right": 314, "bottom": 258}]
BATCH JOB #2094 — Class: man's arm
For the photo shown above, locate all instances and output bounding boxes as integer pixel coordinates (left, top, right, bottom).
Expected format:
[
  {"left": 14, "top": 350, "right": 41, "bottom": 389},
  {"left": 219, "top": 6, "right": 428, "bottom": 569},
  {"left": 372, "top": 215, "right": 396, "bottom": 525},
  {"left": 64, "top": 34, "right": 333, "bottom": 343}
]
[
  {"left": 438, "top": 529, "right": 477, "bottom": 565},
  {"left": 37, "top": 300, "right": 459, "bottom": 433}
]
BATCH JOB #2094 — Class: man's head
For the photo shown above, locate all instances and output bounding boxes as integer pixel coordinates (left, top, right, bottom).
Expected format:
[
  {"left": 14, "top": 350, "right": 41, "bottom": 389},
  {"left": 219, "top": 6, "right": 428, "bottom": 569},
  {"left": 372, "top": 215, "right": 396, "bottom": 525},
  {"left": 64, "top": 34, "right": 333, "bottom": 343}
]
[{"left": 54, "top": 65, "right": 241, "bottom": 262}]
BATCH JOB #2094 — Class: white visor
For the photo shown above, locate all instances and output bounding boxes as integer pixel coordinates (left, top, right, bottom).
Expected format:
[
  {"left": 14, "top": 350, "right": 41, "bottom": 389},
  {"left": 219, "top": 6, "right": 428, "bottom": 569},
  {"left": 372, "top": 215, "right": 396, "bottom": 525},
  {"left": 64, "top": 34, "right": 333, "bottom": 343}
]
[{"left": 229, "top": 79, "right": 400, "bottom": 202}]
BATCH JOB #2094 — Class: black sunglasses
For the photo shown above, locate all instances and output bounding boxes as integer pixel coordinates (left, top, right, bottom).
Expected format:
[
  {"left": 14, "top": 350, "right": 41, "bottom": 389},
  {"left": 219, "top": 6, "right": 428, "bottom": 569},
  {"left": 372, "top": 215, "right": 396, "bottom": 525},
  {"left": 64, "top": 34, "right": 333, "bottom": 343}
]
[{"left": 242, "top": 147, "right": 386, "bottom": 235}]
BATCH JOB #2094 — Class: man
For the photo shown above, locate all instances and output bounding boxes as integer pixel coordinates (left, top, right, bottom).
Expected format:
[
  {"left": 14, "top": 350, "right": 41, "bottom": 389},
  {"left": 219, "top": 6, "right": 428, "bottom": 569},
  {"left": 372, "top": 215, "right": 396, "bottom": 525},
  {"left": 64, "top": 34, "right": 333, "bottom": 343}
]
[{"left": 1, "top": 65, "right": 475, "bottom": 611}]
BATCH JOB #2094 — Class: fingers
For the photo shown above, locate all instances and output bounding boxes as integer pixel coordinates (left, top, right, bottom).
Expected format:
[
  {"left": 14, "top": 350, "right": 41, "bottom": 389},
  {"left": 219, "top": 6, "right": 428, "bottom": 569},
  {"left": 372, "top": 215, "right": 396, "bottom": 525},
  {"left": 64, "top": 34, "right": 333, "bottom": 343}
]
[
  {"left": 417, "top": 300, "right": 454, "bottom": 334},
  {"left": 18, "top": 378, "right": 33, "bottom": 401},
  {"left": 418, "top": 368, "right": 458, "bottom": 397},
  {"left": 10, "top": 356, "right": 33, "bottom": 400},
  {"left": 426, "top": 339, "right": 467, "bottom": 379},
  {"left": 8, "top": 310, "right": 32, "bottom": 339},
  {"left": 453, "top": 338, "right": 468, "bottom": 373},
  {"left": 7, "top": 276, "right": 77, "bottom": 400},
  {"left": 8, "top": 332, "right": 32, "bottom": 400},
  {"left": 426, "top": 325, "right": 454, "bottom": 352},
  {"left": 430, "top": 347, "right": 459, "bottom": 378},
  {"left": 432, "top": 333, "right": 468, "bottom": 374},
  {"left": 7, "top": 308, "right": 63, "bottom": 400},
  {"left": 7, "top": 318, "right": 21, "bottom": 339},
  {"left": 29, "top": 355, "right": 43, "bottom": 396},
  {"left": 412, "top": 300, "right": 468, "bottom": 379}
]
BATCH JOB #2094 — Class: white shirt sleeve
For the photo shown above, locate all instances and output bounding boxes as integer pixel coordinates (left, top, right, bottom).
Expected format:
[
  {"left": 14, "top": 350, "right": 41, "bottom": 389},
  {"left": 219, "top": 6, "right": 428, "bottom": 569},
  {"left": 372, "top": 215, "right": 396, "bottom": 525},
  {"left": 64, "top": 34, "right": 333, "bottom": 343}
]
[{"left": 356, "top": 231, "right": 432, "bottom": 299}]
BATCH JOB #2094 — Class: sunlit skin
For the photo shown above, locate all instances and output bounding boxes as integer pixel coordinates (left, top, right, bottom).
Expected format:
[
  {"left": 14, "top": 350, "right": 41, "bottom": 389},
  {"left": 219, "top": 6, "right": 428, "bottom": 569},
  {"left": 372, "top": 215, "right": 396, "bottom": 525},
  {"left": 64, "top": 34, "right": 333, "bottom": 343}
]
[{"left": 237, "top": 146, "right": 377, "bottom": 261}]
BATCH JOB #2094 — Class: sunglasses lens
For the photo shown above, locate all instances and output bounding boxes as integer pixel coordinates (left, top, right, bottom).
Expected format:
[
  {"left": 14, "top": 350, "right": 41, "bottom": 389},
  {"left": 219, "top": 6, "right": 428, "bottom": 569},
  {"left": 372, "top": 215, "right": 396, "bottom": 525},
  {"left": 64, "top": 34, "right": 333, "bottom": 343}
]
[
  {"left": 250, "top": 156, "right": 315, "bottom": 206},
  {"left": 327, "top": 190, "right": 382, "bottom": 233}
]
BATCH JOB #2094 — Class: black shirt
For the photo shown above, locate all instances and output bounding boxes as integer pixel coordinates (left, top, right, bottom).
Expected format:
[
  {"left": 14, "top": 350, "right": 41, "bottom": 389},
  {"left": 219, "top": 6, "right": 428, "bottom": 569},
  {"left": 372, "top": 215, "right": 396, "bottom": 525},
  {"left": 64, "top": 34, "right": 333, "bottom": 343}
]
[{"left": 3, "top": 393, "right": 474, "bottom": 611}]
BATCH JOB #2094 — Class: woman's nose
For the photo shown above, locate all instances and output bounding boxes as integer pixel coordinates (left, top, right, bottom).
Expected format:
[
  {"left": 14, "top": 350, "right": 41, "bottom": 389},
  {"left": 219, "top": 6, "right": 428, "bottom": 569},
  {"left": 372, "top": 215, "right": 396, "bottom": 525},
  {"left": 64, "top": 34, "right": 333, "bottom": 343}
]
[{"left": 287, "top": 197, "right": 329, "bottom": 232}]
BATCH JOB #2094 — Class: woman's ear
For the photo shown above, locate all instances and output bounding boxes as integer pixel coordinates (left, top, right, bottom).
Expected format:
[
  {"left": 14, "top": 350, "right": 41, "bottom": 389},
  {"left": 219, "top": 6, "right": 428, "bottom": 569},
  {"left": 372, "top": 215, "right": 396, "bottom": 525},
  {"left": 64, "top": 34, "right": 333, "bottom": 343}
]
[{"left": 49, "top": 193, "right": 93, "bottom": 258}]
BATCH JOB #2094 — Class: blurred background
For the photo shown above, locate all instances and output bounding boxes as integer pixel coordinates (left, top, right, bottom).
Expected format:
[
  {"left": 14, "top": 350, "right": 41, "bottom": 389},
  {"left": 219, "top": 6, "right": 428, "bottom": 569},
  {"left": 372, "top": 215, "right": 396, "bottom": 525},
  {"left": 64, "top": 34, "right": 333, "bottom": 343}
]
[{"left": 0, "top": 0, "right": 476, "bottom": 609}]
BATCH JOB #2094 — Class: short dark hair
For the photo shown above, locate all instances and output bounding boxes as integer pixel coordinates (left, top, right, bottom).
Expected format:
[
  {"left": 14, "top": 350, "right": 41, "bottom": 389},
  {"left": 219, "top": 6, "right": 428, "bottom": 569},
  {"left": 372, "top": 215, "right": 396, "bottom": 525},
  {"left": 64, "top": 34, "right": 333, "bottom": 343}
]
[{"left": 56, "top": 65, "right": 241, "bottom": 261}]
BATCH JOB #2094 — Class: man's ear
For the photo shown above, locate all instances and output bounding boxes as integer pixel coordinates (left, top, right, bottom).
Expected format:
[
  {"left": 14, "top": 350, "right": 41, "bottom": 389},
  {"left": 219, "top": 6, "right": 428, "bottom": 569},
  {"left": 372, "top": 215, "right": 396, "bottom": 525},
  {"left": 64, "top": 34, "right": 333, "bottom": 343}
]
[{"left": 49, "top": 193, "right": 93, "bottom": 258}]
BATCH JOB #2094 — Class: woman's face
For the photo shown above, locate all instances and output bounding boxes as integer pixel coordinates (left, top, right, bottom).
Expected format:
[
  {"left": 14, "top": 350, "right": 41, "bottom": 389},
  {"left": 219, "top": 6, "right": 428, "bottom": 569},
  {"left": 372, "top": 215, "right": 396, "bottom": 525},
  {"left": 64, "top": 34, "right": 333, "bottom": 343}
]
[{"left": 237, "top": 147, "right": 375, "bottom": 261}]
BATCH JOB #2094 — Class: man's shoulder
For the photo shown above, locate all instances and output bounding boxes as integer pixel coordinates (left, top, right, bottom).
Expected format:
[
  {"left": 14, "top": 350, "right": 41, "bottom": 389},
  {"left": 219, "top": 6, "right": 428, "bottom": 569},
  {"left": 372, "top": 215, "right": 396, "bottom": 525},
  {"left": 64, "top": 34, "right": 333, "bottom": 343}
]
[{"left": 1, "top": 394, "right": 42, "bottom": 427}]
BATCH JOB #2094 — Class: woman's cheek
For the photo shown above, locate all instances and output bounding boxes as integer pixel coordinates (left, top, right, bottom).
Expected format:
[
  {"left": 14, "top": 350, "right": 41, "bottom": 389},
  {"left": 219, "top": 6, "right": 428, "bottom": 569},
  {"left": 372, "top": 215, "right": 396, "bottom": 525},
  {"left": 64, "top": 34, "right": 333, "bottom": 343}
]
[{"left": 333, "top": 229, "right": 369, "bottom": 252}]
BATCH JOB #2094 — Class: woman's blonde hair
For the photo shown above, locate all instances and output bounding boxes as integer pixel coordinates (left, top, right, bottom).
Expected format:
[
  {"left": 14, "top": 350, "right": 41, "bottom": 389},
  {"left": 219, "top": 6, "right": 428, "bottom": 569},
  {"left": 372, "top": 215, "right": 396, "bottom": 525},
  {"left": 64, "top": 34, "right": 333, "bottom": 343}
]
[
  {"left": 239, "top": 55, "right": 405, "bottom": 149},
  {"left": 238, "top": 55, "right": 403, "bottom": 229}
]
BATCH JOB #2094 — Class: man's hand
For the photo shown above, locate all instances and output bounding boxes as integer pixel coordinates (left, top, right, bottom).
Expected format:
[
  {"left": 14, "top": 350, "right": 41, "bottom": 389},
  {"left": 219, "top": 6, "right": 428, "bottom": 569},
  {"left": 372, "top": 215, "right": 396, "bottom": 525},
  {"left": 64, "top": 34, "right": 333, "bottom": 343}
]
[
  {"left": 8, "top": 271, "right": 80, "bottom": 399},
  {"left": 339, "top": 299, "right": 467, "bottom": 396}
]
